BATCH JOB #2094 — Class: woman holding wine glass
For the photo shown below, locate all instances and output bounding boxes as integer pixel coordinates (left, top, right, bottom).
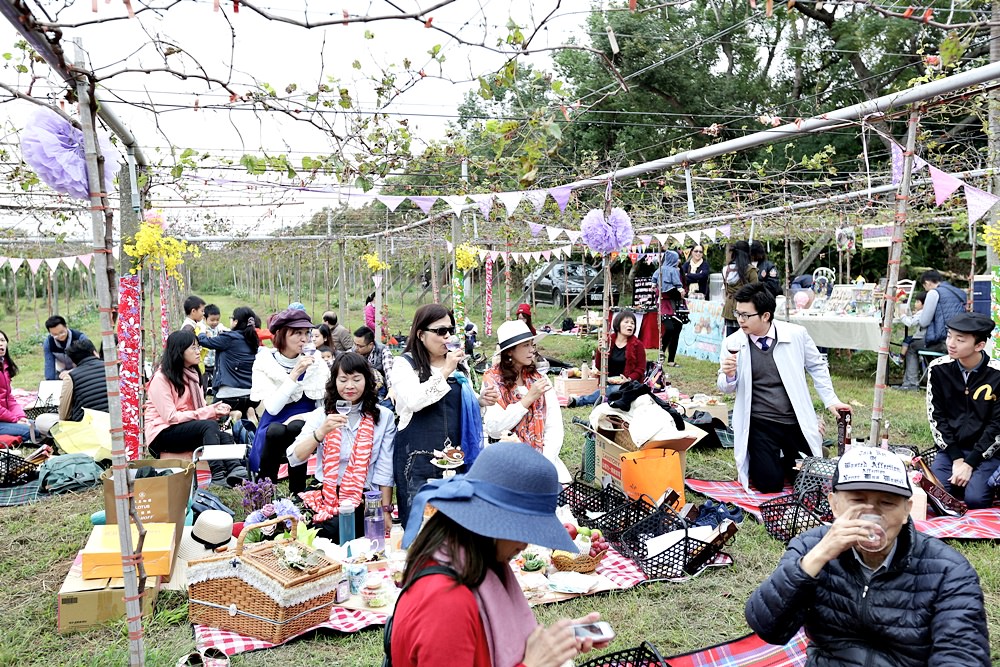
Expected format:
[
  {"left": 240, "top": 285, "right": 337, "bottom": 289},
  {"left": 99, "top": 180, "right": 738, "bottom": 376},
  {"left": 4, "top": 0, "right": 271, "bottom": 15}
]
[
  {"left": 481, "top": 321, "right": 570, "bottom": 483},
  {"left": 249, "top": 308, "right": 330, "bottom": 493},
  {"left": 389, "top": 304, "right": 498, "bottom": 524},
  {"left": 288, "top": 352, "right": 396, "bottom": 541}
]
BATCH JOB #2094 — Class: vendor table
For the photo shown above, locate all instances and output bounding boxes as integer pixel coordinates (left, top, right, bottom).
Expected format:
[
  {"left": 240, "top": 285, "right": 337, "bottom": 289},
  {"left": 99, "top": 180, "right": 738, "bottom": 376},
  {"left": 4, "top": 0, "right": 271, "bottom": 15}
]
[{"left": 774, "top": 313, "right": 883, "bottom": 351}]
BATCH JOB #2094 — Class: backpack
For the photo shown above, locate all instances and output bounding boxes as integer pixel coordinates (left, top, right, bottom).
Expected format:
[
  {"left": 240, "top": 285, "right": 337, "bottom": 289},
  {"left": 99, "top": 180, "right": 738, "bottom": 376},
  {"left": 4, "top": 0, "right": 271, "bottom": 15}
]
[
  {"left": 382, "top": 565, "right": 461, "bottom": 667},
  {"left": 37, "top": 453, "right": 105, "bottom": 494}
]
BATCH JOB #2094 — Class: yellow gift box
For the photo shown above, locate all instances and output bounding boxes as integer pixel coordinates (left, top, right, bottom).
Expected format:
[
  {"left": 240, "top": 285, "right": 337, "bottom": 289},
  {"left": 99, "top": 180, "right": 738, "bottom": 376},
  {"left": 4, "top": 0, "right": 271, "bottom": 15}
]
[{"left": 81, "top": 523, "right": 177, "bottom": 579}]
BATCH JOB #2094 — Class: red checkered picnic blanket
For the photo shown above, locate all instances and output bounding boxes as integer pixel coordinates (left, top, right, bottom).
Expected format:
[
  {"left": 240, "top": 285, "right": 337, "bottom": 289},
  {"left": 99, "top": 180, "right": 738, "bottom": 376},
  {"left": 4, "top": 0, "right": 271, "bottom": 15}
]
[
  {"left": 664, "top": 630, "right": 807, "bottom": 667},
  {"left": 194, "top": 548, "right": 650, "bottom": 657},
  {"left": 685, "top": 479, "right": 792, "bottom": 520},
  {"left": 688, "top": 478, "right": 1000, "bottom": 540}
]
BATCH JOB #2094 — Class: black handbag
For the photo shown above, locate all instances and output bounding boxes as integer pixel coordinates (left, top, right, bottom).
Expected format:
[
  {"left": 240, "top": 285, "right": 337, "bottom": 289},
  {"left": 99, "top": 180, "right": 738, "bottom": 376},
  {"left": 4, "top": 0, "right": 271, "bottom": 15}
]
[{"left": 191, "top": 488, "right": 235, "bottom": 520}]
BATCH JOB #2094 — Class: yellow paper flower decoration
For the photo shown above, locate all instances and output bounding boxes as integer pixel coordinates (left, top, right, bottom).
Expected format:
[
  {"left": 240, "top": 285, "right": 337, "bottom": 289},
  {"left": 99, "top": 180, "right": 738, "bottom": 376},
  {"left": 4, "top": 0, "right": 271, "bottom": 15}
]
[
  {"left": 455, "top": 244, "right": 480, "bottom": 272},
  {"left": 123, "top": 217, "right": 199, "bottom": 285},
  {"left": 982, "top": 224, "right": 1000, "bottom": 257},
  {"left": 362, "top": 252, "right": 390, "bottom": 272}
]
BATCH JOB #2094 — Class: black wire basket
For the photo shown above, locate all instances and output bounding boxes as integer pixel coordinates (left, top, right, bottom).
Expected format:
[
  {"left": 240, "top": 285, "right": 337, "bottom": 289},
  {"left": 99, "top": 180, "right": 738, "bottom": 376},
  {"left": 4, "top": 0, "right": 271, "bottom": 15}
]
[
  {"left": 581, "top": 493, "right": 658, "bottom": 546},
  {"left": 0, "top": 450, "right": 39, "bottom": 487},
  {"left": 760, "top": 488, "right": 830, "bottom": 544},
  {"left": 576, "top": 641, "right": 669, "bottom": 667},
  {"left": 792, "top": 456, "right": 837, "bottom": 521},
  {"left": 558, "top": 475, "right": 628, "bottom": 524},
  {"left": 24, "top": 405, "right": 58, "bottom": 421},
  {"left": 619, "top": 502, "right": 735, "bottom": 581}
]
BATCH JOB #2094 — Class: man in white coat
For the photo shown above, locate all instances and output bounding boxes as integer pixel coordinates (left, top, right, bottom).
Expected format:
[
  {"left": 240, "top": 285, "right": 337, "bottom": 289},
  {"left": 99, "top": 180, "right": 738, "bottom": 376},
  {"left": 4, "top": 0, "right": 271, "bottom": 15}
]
[{"left": 718, "top": 283, "right": 851, "bottom": 492}]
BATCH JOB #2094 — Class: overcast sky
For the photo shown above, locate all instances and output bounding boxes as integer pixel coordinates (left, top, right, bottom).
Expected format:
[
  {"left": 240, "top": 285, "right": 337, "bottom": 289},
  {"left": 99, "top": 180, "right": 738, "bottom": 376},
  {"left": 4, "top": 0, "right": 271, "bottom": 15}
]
[{"left": 0, "top": 0, "right": 602, "bottom": 238}]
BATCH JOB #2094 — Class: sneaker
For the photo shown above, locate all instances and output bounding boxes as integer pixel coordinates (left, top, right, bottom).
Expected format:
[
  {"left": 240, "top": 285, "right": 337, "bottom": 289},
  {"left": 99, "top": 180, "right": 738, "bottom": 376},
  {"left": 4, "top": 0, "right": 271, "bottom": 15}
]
[
  {"left": 209, "top": 462, "right": 228, "bottom": 487},
  {"left": 692, "top": 500, "right": 721, "bottom": 528},
  {"left": 889, "top": 353, "right": 903, "bottom": 366},
  {"left": 226, "top": 464, "right": 249, "bottom": 488},
  {"left": 715, "top": 502, "right": 745, "bottom": 525}
]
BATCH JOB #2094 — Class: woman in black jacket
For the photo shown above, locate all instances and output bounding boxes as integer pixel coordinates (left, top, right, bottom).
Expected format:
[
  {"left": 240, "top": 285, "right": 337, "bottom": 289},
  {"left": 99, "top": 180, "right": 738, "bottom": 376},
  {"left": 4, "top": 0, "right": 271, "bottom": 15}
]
[
  {"left": 681, "top": 244, "right": 710, "bottom": 298},
  {"left": 198, "top": 306, "right": 260, "bottom": 415}
]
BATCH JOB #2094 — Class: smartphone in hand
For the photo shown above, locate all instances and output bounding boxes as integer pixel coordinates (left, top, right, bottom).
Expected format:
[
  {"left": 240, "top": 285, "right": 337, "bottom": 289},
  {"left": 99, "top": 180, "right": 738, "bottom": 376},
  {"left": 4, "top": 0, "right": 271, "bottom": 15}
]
[{"left": 572, "top": 622, "right": 616, "bottom": 643}]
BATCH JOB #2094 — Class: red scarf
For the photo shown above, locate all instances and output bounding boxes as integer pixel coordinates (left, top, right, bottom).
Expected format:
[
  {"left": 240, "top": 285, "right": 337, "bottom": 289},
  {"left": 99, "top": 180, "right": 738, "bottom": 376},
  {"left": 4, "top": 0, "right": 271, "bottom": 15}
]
[
  {"left": 300, "top": 413, "right": 376, "bottom": 522},
  {"left": 483, "top": 366, "right": 547, "bottom": 451}
]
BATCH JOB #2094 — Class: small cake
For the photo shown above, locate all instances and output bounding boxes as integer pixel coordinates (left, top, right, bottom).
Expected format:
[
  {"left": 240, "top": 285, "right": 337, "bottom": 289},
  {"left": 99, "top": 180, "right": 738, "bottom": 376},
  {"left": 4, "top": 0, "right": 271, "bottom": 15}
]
[{"left": 361, "top": 576, "right": 390, "bottom": 607}]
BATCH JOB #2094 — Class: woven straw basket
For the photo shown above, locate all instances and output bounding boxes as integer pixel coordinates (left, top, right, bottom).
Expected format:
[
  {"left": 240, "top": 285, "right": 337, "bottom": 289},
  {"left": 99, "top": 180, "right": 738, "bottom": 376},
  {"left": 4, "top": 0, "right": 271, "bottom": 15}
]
[
  {"left": 187, "top": 515, "right": 342, "bottom": 643},
  {"left": 551, "top": 549, "right": 607, "bottom": 573}
]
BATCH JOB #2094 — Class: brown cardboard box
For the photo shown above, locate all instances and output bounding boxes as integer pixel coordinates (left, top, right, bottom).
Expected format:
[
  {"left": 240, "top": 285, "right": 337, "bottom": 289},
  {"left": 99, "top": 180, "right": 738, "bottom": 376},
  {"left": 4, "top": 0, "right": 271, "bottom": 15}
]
[
  {"left": 593, "top": 432, "right": 631, "bottom": 492},
  {"left": 81, "top": 523, "right": 176, "bottom": 579},
  {"left": 58, "top": 553, "right": 159, "bottom": 633},
  {"left": 555, "top": 377, "right": 599, "bottom": 399},
  {"left": 102, "top": 458, "right": 194, "bottom": 554}
]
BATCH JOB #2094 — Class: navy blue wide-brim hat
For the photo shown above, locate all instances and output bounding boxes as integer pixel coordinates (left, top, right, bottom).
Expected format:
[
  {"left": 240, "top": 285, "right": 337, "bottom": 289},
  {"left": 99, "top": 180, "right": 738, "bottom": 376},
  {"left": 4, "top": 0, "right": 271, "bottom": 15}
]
[{"left": 408, "top": 442, "right": 577, "bottom": 553}]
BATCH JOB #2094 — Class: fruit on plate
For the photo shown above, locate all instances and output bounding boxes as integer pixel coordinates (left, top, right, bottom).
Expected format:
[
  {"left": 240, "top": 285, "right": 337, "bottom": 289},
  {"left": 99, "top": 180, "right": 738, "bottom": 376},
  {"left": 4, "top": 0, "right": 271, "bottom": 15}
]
[
  {"left": 577, "top": 526, "right": 592, "bottom": 537},
  {"left": 564, "top": 523, "right": 578, "bottom": 540}
]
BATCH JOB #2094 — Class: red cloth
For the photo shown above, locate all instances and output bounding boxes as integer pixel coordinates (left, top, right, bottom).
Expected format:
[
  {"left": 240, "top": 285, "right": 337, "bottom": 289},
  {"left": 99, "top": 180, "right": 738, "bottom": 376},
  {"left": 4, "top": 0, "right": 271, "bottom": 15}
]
[
  {"left": 0, "top": 361, "right": 25, "bottom": 423},
  {"left": 593, "top": 334, "right": 646, "bottom": 383},
  {"left": 391, "top": 572, "right": 492, "bottom": 667}
]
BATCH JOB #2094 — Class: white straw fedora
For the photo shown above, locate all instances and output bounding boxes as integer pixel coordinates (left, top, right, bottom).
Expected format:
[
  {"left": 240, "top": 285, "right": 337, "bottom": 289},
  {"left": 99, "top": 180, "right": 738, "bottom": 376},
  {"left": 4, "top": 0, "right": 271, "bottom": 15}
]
[
  {"left": 495, "top": 320, "right": 546, "bottom": 353},
  {"left": 177, "top": 510, "right": 236, "bottom": 564}
]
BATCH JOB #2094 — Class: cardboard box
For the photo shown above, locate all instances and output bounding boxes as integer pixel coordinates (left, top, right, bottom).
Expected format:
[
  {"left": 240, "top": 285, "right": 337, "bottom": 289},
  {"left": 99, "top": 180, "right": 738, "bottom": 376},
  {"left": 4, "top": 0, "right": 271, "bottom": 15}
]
[
  {"left": 81, "top": 523, "right": 176, "bottom": 579},
  {"left": 58, "top": 553, "right": 159, "bottom": 633},
  {"left": 103, "top": 459, "right": 193, "bottom": 555},
  {"left": 555, "top": 377, "right": 599, "bottom": 399},
  {"left": 594, "top": 432, "right": 631, "bottom": 492}
]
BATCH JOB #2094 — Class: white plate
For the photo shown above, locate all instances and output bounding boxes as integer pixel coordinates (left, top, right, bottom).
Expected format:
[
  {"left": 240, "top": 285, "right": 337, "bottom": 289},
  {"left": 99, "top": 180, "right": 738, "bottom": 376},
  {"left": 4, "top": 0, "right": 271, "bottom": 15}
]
[{"left": 547, "top": 571, "right": 599, "bottom": 594}]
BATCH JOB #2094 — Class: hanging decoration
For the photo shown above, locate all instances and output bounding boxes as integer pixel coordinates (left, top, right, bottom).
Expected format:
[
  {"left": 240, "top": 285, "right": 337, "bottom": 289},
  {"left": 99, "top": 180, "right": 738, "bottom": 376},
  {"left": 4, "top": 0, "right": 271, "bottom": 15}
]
[
  {"left": 452, "top": 244, "right": 480, "bottom": 340},
  {"left": 20, "top": 109, "right": 116, "bottom": 200},
  {"left": 117, "top": 275, "right": 142, "bottom": 461},
  {"left": 580, "top": 207, "right": 633, "bottom": 254},
  {"left": 123, "top": 211, "right": 200, "bottom": 285},
  {"left": 362, "top": 252, "right": 390, "bottom": 272},
  {"left": 484, "top": 255, "right": 494, "bottom": 336}
]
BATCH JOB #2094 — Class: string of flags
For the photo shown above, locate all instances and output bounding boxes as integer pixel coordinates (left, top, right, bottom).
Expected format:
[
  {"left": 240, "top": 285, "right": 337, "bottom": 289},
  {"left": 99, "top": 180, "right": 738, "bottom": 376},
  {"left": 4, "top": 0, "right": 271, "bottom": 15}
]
[
  {"left": 890, "top": 142, "right": 1000, "bottom": 223},
  {"left": 0, "top": 252, "right": 114, "bottom": 274}
]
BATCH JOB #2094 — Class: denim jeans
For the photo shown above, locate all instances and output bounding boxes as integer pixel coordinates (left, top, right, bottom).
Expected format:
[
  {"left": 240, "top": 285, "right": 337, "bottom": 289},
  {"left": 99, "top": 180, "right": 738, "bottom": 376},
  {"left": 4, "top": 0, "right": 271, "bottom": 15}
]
[{"left": 0, "top": 421, "right": 32, "bottom": 440}]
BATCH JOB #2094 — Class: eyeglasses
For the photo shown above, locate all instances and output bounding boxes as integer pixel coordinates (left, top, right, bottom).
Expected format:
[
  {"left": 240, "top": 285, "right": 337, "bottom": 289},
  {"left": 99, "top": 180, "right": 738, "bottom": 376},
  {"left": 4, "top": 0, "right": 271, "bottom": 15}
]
[
  {"left": 734, "top": 311, "right": 761, "bottom": 321},
  {"left": 423, "top": 326, "right": 456, "bottom": 337}
]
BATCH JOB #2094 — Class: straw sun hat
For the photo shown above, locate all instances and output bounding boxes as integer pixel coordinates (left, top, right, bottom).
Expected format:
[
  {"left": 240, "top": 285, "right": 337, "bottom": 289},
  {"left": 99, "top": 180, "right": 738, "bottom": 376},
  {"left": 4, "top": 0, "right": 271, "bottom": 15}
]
[
  {"left": 176, "top": 510, "right": 236, "bottom": 564},
  {"left": 495, "top": 320, "right": 546, "bottom": 354}
]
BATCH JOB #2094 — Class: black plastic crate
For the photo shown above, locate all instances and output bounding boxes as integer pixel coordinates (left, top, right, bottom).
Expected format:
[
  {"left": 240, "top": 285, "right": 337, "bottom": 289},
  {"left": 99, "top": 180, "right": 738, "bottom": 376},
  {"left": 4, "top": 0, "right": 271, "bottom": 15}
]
[
  {"left": 558, "top": 476, "right": 627, "bottom": 524},
  {"left": 0, "top": 450, "right": 38, "bottom": 487},
  {"left": 582, "top": 494, "right": 658, "bottom": 546},
  {"left": 619, "top": 504, "right": 735, "bottom": 581},
  {"left": 760, "top": 489, "right": 829, "bottom": 544},
  {"left": 577, "top": 641, "right": 669, "bottom": 667}
]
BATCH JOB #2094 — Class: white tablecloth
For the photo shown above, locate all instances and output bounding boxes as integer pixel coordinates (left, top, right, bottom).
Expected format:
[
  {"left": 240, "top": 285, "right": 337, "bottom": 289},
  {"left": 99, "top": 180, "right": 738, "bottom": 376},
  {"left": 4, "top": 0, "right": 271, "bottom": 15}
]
[{"left": 774, "top": 313, "right": 884, "bottom": 351}]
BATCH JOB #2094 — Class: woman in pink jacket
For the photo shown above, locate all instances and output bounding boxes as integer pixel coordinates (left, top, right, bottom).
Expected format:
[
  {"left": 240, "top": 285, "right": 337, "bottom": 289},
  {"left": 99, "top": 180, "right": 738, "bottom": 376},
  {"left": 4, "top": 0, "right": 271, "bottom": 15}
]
[
  {"left": 0, "top": 329, "right": 30, "bottom": 440},
  {"left": 144, "top": 330, "right": 247, "bottom": 486}
]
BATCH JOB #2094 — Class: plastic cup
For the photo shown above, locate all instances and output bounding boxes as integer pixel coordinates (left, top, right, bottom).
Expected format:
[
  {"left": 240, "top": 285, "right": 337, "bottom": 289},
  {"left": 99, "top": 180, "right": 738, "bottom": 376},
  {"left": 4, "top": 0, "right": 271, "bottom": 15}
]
[{"left": 857, "top": 513, "right": 887, "bottom": 552}]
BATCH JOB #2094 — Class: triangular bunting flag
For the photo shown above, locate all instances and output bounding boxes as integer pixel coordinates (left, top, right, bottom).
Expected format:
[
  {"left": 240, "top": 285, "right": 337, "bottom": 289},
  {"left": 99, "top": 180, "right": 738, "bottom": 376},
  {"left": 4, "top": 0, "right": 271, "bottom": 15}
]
[
  {"left": 528, "top": 222, "right": 544, "bottom": 237},
  {"left": 532, "top": 252, "right": 542, "bottom": 263},
  {"left": 470, "top": 193, "right": 495, "bottom": 218},
  {"left": 408, "top": 195, "right": 438, "bottom": 214},
  {"left": 672, "top": 233, "right": 685, "bottom": 244},
  {"left": 705, "top": 227, "right": 718, "bottom": 240},
  {"left": 655, "top": 233, "right": 671, "bottom": 245},
  {"left": 890, "top": 142, "right": 905, "bottom": 185},
  {"left": 77, "top": 254, "right": 93, "bottom": 268},
  {"left": 442, "top": 195, "right": 469, "bottom": 218},
  {"left": 964, "top": 184, "right": 1000, "bottom": 224},
  {"left": 548, "top": 186, "right": 572, "bottom": 212},
  {"left": 446, "top": 241, "right": 454, "bottom": 253},
  {"left": 478, "top": 250, "right": 489, "bottom": 261},
  {"left": 489, "top": 250, "right": 501, "bottom": 262},
  {"left": 639, "top": 235, "right": 652, "bottom": 246},
  {"left": 377, "top": 195, "right": 406, "bottom": 212},
  {"left": 60, "top": 256, "right": 76, "bottom": 269},
  {"left": 929, "top": 166, "right": 963, "bottom": 207},
  {"left": 914, "top": 155, "right": 928, "bottom": 173},
  {"left": 26, "top": 258, "right": 44, "bottom": 275},
  {"left": 546, "top": 226, "right": 564, "bottom": 242},
  {"left": 7, "top": 258, "right": 22, "bottom": 273},
  {"left": 565, "top": 229, "right": 582, "bottom": 243},
  {"left": 541, "top": 250, "right": 551, "bottom": 260},
  {"left": 718, "top": 224, "right": 732, "bottom": 238},
  {"left": 496, "top": 191, "right": 524, "bottom": 218},
  {"left": 524, "top": 189, "right": 548, "bottom": 212},
  {"left": 45, "top": 258, "right": 61, "bottom": 273}
]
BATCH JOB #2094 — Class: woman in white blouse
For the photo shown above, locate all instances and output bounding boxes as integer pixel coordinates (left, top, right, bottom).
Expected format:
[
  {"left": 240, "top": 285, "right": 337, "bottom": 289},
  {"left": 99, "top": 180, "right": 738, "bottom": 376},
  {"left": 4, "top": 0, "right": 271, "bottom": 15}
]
[
  {"left": 389, "top": 304, "right": 497, "bottom": 522},
  {"left": 248, "top": 308, "right": 330, "bottom": 493},
  {"left": 288, "top": 352, "right": 395, "bottom": 541},
  {"left": 481, "top": 321, "right": 570, "bottom": 483}
]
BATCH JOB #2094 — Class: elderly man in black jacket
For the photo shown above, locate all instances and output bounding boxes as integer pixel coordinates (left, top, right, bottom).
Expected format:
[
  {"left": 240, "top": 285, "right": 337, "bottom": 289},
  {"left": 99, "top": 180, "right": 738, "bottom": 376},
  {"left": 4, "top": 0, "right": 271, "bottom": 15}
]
[{"left": 746, "top": 446, "right": 989, "bottom": 666}]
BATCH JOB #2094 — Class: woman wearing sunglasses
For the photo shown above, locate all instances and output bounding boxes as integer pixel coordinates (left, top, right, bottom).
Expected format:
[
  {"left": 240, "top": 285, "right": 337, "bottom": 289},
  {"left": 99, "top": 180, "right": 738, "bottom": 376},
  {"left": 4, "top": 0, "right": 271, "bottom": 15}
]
[{"left": 390, "top": 304, "right": 498, "bottom": 524}]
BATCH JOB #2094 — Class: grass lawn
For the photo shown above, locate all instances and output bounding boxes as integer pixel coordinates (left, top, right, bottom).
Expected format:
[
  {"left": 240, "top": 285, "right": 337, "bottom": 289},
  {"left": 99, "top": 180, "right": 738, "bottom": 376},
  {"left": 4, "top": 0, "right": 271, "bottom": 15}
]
[{"left": 1, "top": 292, "right": 997, "bottom": 665}]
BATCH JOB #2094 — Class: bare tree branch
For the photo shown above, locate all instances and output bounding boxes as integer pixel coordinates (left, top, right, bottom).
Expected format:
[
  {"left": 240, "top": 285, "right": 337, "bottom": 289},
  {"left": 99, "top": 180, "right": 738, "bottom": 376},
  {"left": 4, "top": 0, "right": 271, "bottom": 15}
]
[
  {"left": 0, "top": 81, "right": 80, "bottom": 128},
  {"left": 236, "top": 0, "right": 457, "bottom": 29}
]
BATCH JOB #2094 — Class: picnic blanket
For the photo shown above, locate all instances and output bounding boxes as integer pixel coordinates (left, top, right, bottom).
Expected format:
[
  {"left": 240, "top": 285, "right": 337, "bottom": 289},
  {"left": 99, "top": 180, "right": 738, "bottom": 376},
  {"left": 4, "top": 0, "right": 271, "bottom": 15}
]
[
  {"left": 195, "top": 548, "right": 650, "bottom": 657},
  {"left": 688, "top": 478, "right": 1000, "bottom": 540},
  {"left": 664, "top": 630, "right": 808, "bottom": 667},
  {"left": 685, "top": 479, "right": 792, "bottom": 520},
  {"left": 0, "top": 479, "right": 46, "bottom": 506}
]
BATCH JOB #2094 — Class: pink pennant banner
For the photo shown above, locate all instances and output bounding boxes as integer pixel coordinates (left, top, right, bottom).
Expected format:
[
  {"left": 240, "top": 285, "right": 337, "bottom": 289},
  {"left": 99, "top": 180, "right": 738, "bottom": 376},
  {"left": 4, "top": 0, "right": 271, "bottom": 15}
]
[
  {"left": 964, "top": 184, "right": 1000, "bottom": 224},
  {"left": 719, "top": 224, "right": 732, "bottom": 238},
  {"left": 565, "top": 229, "right": 582, "bottom": 243},
  {"left": 548, "top": 186, "right": 572, "bottom": 212},
  {"left": 523, "top": 190, "right": 548, "bottom": 212},
  {"left": 77, "top": 253, "right": 93, "bottom": 268},
  {"left": 471, "top": 194, "right": 495, "bottom": 218},
  {"left": 929, "top": 166, "right": 963, "bottom": 207},
  {"left": 890, "top": 142, "right": 905, "bottom": 185},
  {"left": 528, "top": 222, "right": 544, "bottom": 237},
  {"left": 26, "top": 258, "right": 43, "bottom": 274},
  {"left": 484, "top": 256, "right": 494, "bottom": 336},
  {"left": 408, "top": 196, "right": 438, "bottom": 214},
  {"left": 117, "top": 275, "right": 142, "bottom": 460},
  {"left": 541, "top": 250, "right": 551, "bottom": 261},
  {"left": 639, "top": 235, "right": 652, "bottom": 246}
]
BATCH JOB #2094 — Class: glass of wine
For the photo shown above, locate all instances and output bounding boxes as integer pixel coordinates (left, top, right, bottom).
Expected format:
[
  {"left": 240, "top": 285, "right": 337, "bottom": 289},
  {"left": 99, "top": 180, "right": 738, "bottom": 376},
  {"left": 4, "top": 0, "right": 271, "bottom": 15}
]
[{"left": 335, "top": 400, "right": 351, "bottom": 415}]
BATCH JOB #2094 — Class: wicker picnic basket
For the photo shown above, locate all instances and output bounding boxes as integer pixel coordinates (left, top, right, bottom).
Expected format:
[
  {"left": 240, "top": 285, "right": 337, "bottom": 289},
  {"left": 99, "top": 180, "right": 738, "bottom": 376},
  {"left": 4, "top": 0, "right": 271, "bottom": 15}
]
[
  {"left": 551, "top": 549, "right": 608, "bottom": 573},
  {"left": 187, "top": 515, "right": 342, "bottom": 643}
]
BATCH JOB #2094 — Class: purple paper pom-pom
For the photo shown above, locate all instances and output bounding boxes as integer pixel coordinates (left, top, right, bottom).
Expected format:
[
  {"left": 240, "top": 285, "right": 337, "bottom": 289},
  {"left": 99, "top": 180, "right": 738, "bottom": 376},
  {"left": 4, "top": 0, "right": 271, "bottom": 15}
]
[
  {"left": 20, "top": 109, "right": 115, "bottom": 200},
  {"left": 580, "top": 207, "right": 633, "bottom": 254}
]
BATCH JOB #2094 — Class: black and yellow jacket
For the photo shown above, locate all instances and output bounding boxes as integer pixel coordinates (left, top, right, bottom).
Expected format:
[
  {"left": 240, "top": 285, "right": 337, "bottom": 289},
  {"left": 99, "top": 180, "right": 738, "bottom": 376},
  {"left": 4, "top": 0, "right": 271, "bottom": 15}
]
[{"left": 926, "top": 352, "right": 1000, "bottom": 468}]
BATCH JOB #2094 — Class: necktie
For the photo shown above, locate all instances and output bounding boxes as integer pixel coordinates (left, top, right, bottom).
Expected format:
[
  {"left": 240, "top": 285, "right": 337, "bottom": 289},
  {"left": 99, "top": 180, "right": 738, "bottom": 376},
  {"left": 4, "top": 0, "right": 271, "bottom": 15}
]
[{"left": 759, "top": 336, "right": 770, "bottom": 351}]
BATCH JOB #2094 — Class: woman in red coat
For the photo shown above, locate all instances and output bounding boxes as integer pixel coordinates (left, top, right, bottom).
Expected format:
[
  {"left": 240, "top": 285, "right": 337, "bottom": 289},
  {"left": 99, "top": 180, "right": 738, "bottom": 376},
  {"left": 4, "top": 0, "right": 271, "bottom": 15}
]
[{"left": 569, "top": 311, "right": 646, "bottom": 408}]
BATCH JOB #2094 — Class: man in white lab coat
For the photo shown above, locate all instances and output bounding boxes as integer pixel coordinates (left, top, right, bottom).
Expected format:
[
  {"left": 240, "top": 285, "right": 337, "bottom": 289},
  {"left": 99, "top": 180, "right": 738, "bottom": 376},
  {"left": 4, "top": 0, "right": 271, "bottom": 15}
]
[{"left": 718, "top": 283, "right": 851, "bottom": 492}]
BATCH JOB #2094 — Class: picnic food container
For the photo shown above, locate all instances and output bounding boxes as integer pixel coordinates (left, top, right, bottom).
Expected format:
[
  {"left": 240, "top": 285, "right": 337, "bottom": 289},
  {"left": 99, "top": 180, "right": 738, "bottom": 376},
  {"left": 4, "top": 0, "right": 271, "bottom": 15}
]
[
  {"left": 187, "top": 515, "right": 342, "bottom": 643},
  {"left": 0, "top": 450, "right": 38, "bottom": 487},
  {"left": 759, "top": 489, "right": 829, "bottom": 544},
  {"left": 580, "top": 493, "right": 659, "bottom": 546},
  {"left": 619, "top": 503, "right": 737, "bottom": 581},
  {"left": 551, "top": 549, "right": 607, "bottom": 574},
  {"left": 558, "top": 474, "right": 627, "bottom": 523}
]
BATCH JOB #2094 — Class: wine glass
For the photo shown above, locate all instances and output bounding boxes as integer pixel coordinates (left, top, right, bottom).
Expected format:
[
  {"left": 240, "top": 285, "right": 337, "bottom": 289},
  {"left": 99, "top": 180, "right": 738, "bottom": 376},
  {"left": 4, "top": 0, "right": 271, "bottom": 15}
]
[
  {"left": 445, "top": 338, "right": 462, "bottom": 353},
  {"left": 335, "top": 400, "right": 351, "bottom": 415}
]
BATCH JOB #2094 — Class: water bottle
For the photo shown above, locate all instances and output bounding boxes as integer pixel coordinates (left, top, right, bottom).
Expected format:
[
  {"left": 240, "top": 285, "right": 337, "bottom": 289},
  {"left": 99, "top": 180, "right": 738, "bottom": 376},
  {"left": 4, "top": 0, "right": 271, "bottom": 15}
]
[
  {"left": 338, "top": 501, "right": 356, "bottom": 545},
  {"left": 363, "top": 491, "right": 386, "bottom": 552}
]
